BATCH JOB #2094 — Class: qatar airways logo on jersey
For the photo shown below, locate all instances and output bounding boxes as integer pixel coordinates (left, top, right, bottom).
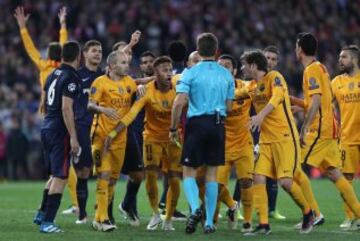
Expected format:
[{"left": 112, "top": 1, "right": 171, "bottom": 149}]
[
  {"left": 110, "top": 97, "right": 131, "bottom": 107},
  {"left": 340, "top": 92, "right": 360, "bottom": 103}
]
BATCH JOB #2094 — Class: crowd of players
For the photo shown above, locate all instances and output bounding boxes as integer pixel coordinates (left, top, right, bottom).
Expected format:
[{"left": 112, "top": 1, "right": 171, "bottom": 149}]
[{"left": 13, "top": 5, "right": 360, "bottom": 235}]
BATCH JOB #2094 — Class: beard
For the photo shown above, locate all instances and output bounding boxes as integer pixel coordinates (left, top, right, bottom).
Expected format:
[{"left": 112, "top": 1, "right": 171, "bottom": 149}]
[{"left": 339, "top": 63, "right": 354, "bottom": 74}]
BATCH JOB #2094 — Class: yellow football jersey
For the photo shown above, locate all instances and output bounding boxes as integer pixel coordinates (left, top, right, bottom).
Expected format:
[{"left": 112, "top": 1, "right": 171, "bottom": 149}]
[
  {"left": 225, "top": 79, "right": 253, "bottom": 152},
  {"left": 303, "top": 61, "right": 336, "bottom": 139},
  {"left": 331, "top": 72, "right": 360, "bottom": 144},
  {"left": 90, "top": 75, "right": 137, "bottom": 145},
  {"left": 121, "top": 80, "right": 176, "bottom": 142},
  {"left": 20, "top": 27, "right": 68, "bottom": 88},
  {"left": 247, "top": 71, "right": 299, "bottom": 144}
]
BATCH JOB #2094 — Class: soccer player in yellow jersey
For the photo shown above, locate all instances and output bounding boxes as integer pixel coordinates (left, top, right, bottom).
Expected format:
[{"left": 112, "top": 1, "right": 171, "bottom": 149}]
[
  {"left": 88, "top": 51, "right": 137, "bottom": 232},
  {"left": 216, "top": 54, "right": 253, "bottom": 231},
  {"left": 105, "top": 56, "right": 182, "bottom": 231},
  {"left": 332, "top": 45, "right": 360, "bottom": 230},
  {"left": 240, "top": 50, "right": 314, "bottom": 235},
  {"left": 294, "top": 33, "right": 360, "bottom": 231}
]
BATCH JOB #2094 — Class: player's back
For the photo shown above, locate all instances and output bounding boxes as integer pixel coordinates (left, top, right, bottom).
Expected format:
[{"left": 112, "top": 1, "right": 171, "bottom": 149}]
[
  {"left": 42, "top": 64, "right": 80, "bottom": 131},
  {"left": 303, "top": 61, "right": 335, "bottom": 139}
]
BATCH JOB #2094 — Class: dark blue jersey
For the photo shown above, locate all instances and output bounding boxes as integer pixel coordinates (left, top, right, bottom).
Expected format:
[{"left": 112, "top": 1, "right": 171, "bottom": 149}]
[
  {"left": 42, "top": 64, "right": 81, "bottom": 131},
  {"left": 75, "top": 66, "right": 103, "bottom": 126}
]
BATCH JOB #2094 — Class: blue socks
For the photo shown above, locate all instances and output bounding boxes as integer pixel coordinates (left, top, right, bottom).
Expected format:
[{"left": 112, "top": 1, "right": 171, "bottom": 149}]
[
  {"left": 205, "top": 182, "right": 218, "bottom": 227},
  {"left": 183, "top": 177, "right": 199, "bottom": 214}
]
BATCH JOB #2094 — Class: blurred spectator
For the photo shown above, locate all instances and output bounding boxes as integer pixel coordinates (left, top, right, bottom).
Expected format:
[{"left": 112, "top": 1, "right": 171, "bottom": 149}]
[
  {"left": 0, "top": 122, "right": 7, "bottom": 181},
  {"left": 6, "top": 115, "right": 29, "bottom": 180}
]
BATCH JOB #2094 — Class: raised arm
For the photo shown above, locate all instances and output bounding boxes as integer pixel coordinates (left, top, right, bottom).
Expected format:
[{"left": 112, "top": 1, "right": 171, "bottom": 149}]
[
  {"left": 58, "top": 6, "right": 68, "bottom": 45},
  {"left": 14, "top": 6, "right": 43, "bottom": 69},
  {"left": 120, "top": 30, "right": 141, "bottom": 55}
]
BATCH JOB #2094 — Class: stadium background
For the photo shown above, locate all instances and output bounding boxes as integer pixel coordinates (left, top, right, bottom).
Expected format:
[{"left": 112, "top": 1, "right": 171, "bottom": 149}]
[{"left": 0, "top": 0, "right": 360, "bottom": 180}]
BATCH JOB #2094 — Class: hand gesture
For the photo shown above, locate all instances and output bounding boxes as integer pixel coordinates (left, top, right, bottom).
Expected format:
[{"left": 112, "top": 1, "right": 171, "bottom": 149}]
[
  {"left": 70, "top": 137, "right": 80, "bottom": 156},
  {"left": 102, "top": 107, "right": 120, "bottom": 120},
  {"left": 136, "top": 85, "right": 146, "bottom": 98},
  {"left": 299, "top": 128, "right": 306, "bottom": 148},
  {"left": 14, "top": 6, "right": 29, "bottom": 29},
  {"left": 249, "top": 114, "right": 264, "bottom": 132},
  {"left": 103, "top": 136, "right": 113, "bottom": 154},
  {"left": 58, "top": 6, "right": 67, "bottom": 27},
  {"left": 130, "top": 30, "right": 141, "bottom": 46}
]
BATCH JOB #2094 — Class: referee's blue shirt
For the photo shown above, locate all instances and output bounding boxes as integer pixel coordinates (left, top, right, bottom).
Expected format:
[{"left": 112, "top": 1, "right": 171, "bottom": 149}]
[{"left": 176, "top": 60, "right": 235, "bottom": 118}]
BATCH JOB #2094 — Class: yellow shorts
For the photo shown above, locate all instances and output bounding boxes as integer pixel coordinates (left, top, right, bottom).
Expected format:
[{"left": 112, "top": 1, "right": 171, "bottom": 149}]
[
  {"left": 217, "top": 145, "right": 254, "bottom": 185},
  {"left": 255, "top": 140, "right": 299, "bottom": 179},
  {"left": 301, "top": 137, "right": 341, "bottom": 171},
  {"left": 143, "top": 141, "right": 182, "bottom": 173},
  {"left": 92, "top": 136, "right": 126, "bottom": 180},
  {"left": 340, "top": 144, "right": 360, "bottom": 174}
]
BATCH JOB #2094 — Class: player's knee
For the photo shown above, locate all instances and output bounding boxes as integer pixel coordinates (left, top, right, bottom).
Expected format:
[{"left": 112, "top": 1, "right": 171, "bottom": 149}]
[
  {"left": 168, "top": 170, "right": 182, "bottom": 178},
  {"left": 75, "top": 167, "right": 90, "bottom": 179},
  {"left": 98, "top": 172, "right": 110, "bottom": 180},
  {"left": 325, "top": 167, "right": 341, "bottom": 182},
  {"left": 343, "top": 173, "right": 354, "bottom": 181},
  {"left": 239, "top": 178, "right": 253, "bottom": 189},
  {"left": 129, "top": 171, "right": 143, "bottom": 183},
  {"left": 278, "top": 178, "right": 292, "bottom": 191},
  {"left": 145, "top": 165, "right": 159, "bottom": 173}
]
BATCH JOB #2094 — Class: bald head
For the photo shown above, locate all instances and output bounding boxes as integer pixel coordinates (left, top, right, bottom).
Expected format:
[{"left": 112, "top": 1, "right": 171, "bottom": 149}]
[
  {"left": 107, "top": 51, "right": 129, "bottom": 77},
  {"left": 187, "top": 51, "right": 201, "bottom": 68}
]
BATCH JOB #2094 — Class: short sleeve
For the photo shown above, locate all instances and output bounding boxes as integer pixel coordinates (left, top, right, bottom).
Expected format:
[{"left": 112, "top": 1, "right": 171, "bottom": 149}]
[
  {"left": 62, "top": 74, "right": 79, "bottom": 99},
  {"left": 227, "top": 73, "right": 235, "bottom": 100},
  {"left": 269, "top": 74, "right": 285, "bottom": 108},
  {"left": 304, "top": 66, "right": 322, "bottom": 96},
  {"left": 89, "top": 77, "right": 103, "bottom": 103},
  {"left": 176, "top": 68, "right": 192, "bottom": 94}
]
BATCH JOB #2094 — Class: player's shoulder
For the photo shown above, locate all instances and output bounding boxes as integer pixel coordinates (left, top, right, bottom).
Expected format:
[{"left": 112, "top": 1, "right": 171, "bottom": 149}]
[
  {"left": 172, "top": 74, "right": 182, "bottom": 85},
  {"left": 267, "top": 70, "right": 285, "bottom": 82},
  {"left": 305, "top": 61, "right": 327, "bottom": 75}
]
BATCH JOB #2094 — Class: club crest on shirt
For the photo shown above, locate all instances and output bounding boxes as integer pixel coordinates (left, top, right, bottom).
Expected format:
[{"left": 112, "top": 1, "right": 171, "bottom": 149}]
[
  {"left": 162, "top": 100, "right": 169, "bottom": 108},
  {"left": 126, "top": 86, "right": 132, "bottom": 93},
  {"left": 118, "top": 87, "right": 124, "bottom": 94},
  {"left": 259, "top": 83, "right": 265, "bottom": 92},
  {"left": 348, "top": 82, "right": 355, "bottom": 90},
  {"left": 90, "top": 87, "right": 97, "bottom": 94},
  {"left": 274, "top": 77, "right": 282, "bottom": 87},
  {"left": 68, "top": 83, "right": 76, "bottom": 92},
  {"left": 309, "top": 77, "right": 319, "bottom": 90}
]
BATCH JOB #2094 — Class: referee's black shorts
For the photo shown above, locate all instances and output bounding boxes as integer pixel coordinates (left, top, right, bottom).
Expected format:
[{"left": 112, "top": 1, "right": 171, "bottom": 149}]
[{"left": 181, "top": 115, "right": 225, "bottom": 168}]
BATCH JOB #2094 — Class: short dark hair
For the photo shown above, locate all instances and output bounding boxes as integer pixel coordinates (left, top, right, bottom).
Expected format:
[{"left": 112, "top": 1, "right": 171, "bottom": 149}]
[
  {"left": 168, "top": 41, "right": 187, "bottom": 62},
  {"left": 62, "top": 41, "right": 80, "bottom": 62},
  {"left": 297, "top": 33, "right": 317, "bottom": 56},
  {"left": 263, "top": 45, "right": 279, "bottom": 55},
  {"left": 140, "top": 50, "right": 155, "bottom": 59},
  {"left": 342, "top": 45, "right": 360, "bottom": 66},
  {"left": 219, "top": 54, "right": 238, "bottom": 70},
  {"left": 243, "top": 50, "right": 268, "bottom": 72},
  {"left": 83, "top": 40, "right": 101, "bottom": 52},
  {"left": 153, "top": 56, "right": 172, "bottom": 69},
  {"left": 112, "top": 41, "right": 127, "bottom": 51},
  {"left": 197, "top": 33, "right": 218, "bottom": 57},
  {"left": 48, "top": 42, "right": 62, "bottom": 62}
]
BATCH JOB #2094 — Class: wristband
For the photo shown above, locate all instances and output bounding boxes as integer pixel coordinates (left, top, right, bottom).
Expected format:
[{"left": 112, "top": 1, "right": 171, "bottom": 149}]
[{"left": 108, "top": 130, "right": 117, "bottom": 138}]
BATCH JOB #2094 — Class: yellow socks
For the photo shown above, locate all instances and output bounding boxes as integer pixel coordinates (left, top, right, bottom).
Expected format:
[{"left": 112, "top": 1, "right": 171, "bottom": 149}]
[
  {"left": 288, "top": 181, "right": 310, "bottom": 214},
  {"left": 219, "top": 184, "right": 236, "bottom": 208},
  {"left": 145, "top": 170, "right": 159, "bottom": 213},
  {"left": 294, "top": 169, "right": 320, "bottom": 216},
  {"left": 67, "top": 165, "right": 78, "bottom": 208},
  {"left": 343, "top": 179, "right": 355, "bottom": 220},
  {"left": 241, "top": 186, "right": 254, "bottom": 223},
  {"left": 165, "top": 177, "right": 180, "bottom": 221},
  {"left": 95, "top": 178, "right": 109, "bottom": 222},
  {"left": 335, "top": 176, "right": 360, "bottom": 218},
  {"left": 253, "top": 184, "right": 268, "bottom": 224}
]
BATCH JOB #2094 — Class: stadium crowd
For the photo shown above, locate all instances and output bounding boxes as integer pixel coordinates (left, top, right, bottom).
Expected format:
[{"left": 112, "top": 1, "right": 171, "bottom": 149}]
[{"left": 0, "top": 0, "right": 360, "bottom": 180}]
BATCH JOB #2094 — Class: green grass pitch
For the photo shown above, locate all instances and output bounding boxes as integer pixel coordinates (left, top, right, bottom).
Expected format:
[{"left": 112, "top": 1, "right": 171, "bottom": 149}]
[{"left": 0, "top": 179, "right": 359, "bottom": 241}]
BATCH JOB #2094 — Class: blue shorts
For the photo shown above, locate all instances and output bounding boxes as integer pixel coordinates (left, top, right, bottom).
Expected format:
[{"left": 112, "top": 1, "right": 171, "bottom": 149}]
[
  {"left": 41, "top": 129, "right": 70, "bottom": 179},
  {"left": 74, "top": 124, "right": 92, "bottom": 169},
  {"left": 121, "top": 125, "right": 143, "bottom": 175}
]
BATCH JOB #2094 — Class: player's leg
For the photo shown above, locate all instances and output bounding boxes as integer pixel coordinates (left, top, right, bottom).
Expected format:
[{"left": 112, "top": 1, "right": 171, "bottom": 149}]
[
  {"left": 143, "top": 142, "right": 162, "bottom": 230},
  {"left": 62, "top": 165, "right": 78, "bottom": 215},
  {"left": 40, "top": 130, "right": 71, "bottom": 233},
  {"left": 162, "top": 143, "right": 183, "bottom": 231},
  {"left": 267, "top": 177, "right": 286, "bottom": 220}
]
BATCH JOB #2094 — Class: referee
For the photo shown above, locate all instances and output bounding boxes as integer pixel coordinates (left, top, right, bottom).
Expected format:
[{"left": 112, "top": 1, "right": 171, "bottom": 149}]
[{"left": 170, "top": 33, "right": 234, "bottom": 234}]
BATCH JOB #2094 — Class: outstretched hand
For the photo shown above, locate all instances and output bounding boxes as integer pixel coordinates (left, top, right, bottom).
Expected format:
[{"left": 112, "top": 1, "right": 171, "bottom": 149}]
[
  {"left": 14, "top": 6, "right": 30, "bottom": 29},
  {"left": 58, "top": 6, "right": 67, "bottom": 26}
]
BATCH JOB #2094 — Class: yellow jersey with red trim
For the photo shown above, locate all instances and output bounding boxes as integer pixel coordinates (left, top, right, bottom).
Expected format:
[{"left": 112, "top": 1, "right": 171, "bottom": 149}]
[{"left": 331, "top": 72, "right": 360, "bottom": 144}]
